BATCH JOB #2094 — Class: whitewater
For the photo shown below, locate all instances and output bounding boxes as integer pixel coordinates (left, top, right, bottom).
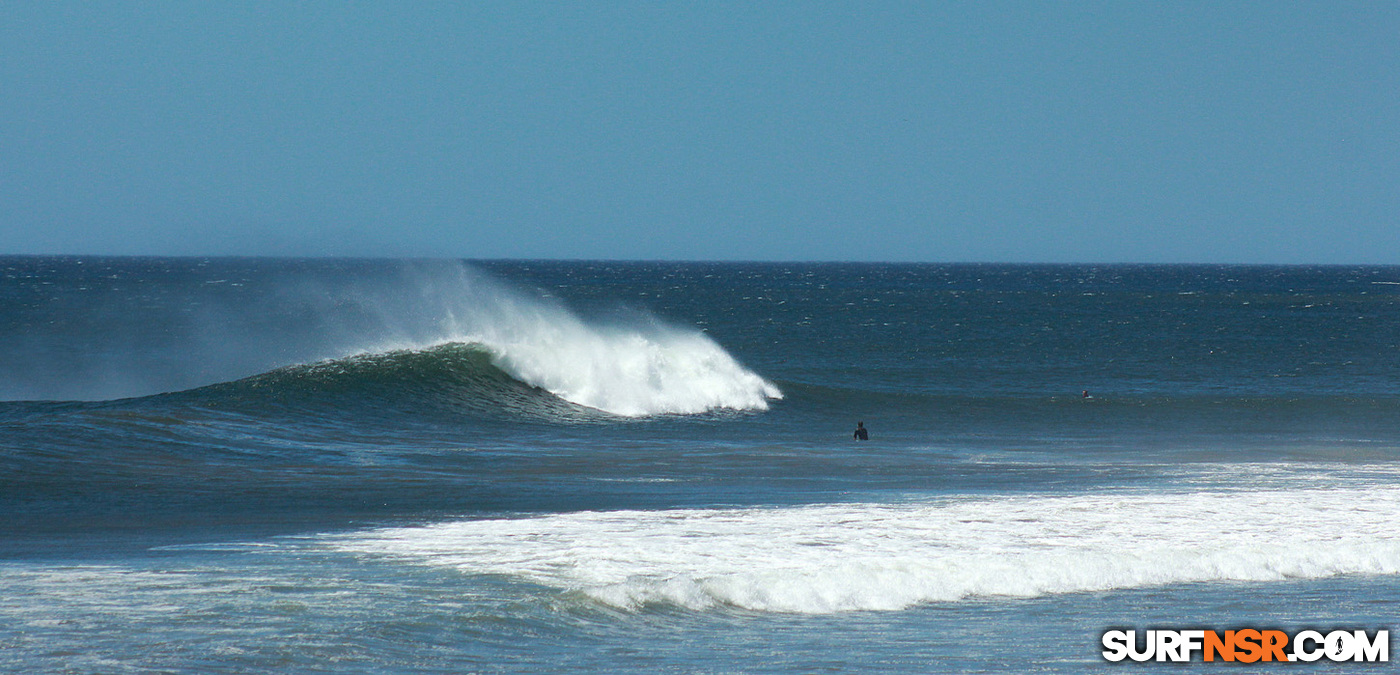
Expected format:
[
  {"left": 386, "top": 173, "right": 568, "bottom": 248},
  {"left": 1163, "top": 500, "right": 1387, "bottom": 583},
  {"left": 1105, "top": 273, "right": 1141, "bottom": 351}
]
[
  {"left": 3, "top": 257, "right": 1399, "bottom": 674},
  {"left": 333, "top": 479, "right": 1400, "bottom": 613}
]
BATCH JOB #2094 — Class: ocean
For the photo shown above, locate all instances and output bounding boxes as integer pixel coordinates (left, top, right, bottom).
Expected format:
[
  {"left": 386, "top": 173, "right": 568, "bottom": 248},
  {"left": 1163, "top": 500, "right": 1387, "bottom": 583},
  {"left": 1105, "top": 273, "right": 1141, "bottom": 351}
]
[{"left": 2, "top": 257, "right": 1398, "bottom": 673}]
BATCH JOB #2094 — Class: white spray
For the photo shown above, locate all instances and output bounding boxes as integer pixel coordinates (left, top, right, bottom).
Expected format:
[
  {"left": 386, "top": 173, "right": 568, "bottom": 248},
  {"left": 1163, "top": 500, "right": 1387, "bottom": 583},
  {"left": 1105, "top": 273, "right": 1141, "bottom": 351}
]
[
  {"left": 321, "top": 262, "right": 783, "bottom": 416},
  {"left": 1, "top": 259, "right": 782, "bottom": 415}
]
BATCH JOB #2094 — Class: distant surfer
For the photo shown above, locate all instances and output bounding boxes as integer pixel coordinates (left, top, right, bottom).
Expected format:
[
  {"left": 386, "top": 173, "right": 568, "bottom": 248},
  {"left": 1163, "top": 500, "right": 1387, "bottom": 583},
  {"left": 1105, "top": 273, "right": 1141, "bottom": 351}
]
[
  {"left": 1082, "top": 390, "right": 1090, "bottom": 399},
  {"left": 853, "top": 421, "right": 869, "bottom": 441}
]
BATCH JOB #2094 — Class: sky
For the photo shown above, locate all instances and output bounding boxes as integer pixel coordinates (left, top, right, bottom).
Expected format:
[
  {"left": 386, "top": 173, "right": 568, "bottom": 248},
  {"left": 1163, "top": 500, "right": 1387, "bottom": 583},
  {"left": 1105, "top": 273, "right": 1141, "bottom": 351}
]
[{"left": 1, "top": 2, "right": 1397, "bottom": 263}]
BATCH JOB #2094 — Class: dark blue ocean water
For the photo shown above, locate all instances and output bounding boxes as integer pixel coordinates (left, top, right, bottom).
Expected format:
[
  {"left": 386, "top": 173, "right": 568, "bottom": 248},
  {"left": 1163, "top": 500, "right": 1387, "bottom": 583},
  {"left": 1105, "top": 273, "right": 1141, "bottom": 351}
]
[{"left": 3, "top": 257, "right": 1399, "bottom": 673}]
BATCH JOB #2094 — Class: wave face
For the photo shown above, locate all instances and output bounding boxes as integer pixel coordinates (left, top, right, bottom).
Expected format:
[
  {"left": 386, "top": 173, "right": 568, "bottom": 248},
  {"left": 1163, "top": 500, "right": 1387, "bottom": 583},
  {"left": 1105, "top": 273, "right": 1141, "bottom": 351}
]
[
  {"left": 332, "top": 482, "right": 1400, "bottom": 613},
  {"left": 205, "top": 342, "right": 598, "bottom": 422}
]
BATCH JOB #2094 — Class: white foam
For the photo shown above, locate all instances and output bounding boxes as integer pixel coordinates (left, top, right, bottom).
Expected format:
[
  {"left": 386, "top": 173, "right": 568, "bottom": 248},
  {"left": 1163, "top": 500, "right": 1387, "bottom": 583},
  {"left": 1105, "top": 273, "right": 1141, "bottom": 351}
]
[
  {"left": 490, "top": 330, "right": 780, "bottom": 417},
  {"left": 331, "top": 485, "right": 1400, "bottom": 613},
  {"left": 443, "top": 298, "right": 779, "bottom": 416}
]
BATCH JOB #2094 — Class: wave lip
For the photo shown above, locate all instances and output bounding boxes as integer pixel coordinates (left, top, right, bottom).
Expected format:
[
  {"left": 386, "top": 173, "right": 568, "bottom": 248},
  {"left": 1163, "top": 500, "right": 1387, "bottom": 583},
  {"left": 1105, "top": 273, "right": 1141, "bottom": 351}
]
[
  {"left": 331, "top": 485, "right": 1400, "bottom": 613},
  {"left": 484, "top": 328, "right": 782, "bottom": 418},
  {"left": 384, "top": 264, "right": 782, "bottom": 417}
]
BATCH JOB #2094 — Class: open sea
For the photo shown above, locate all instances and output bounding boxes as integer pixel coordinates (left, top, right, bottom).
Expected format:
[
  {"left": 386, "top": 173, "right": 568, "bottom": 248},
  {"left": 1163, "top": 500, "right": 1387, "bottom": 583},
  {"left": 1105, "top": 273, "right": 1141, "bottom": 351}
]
[{"left": 2, "top": 257, "right": 1398, "bottom": 673}]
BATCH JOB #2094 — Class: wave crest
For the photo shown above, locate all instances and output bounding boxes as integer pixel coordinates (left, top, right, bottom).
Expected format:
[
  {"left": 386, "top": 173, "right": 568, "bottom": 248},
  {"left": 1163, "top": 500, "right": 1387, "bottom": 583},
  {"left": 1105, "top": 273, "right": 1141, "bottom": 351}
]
[
  {"left": 218, "top": 342, "right": 594, "bottom": 421},
  {"left": 475, "top": 327, "right": 781, "bottom": 418},
  {"left": 352, "top": 264, "right": 782, "bottom": 417},
  {"left": 138, "top": 261, "right": 783, "bottom": 418},
  {"left": 0, "top": 260, "right": 781, "bottom": 417},
  {"left": 219, "top": 332, "right": 781, "bottom": 420}
]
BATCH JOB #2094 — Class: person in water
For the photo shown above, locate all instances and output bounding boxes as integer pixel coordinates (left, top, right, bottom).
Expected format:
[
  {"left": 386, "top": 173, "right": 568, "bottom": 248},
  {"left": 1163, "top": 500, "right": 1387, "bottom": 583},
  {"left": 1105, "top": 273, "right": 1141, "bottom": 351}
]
[{"left": 853, "top": 421, "right": 869, "bottom": 441}]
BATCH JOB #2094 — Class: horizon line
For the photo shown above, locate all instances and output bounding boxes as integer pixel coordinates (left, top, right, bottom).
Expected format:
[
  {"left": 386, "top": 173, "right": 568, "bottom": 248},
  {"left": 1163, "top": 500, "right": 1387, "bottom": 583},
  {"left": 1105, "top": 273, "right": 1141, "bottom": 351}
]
[{"left": 2, "top": 253, "right": 1398, "bottom": 268}]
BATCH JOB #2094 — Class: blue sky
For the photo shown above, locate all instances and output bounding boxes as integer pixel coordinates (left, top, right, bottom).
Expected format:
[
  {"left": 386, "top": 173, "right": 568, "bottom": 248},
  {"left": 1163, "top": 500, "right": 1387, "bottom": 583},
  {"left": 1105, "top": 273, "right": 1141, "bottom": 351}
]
[{"left": 2, "top": 2, "right": 1396, "bottom": 262}]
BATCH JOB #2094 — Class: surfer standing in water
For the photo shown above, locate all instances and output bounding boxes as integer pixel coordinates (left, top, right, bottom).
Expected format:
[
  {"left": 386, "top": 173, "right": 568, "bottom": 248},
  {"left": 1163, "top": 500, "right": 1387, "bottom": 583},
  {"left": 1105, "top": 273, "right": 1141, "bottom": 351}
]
[{"left": 853, "top": 421, "right": 869, "bottom": 441}]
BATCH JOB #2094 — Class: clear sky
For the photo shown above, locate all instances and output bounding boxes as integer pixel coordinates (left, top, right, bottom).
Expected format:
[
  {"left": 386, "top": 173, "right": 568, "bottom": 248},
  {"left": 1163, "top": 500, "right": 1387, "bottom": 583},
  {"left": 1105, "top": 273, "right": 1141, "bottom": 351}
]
[{"left": 1, "top": 2, "right": 1396, "bottom": 263}]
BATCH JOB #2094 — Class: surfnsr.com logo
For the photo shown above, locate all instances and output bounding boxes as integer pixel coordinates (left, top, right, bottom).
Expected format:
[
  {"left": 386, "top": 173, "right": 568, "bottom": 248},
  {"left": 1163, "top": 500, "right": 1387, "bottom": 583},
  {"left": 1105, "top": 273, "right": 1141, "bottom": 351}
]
[{"left": 1101, "top": 629, "right": 1389, "bottom": 663}]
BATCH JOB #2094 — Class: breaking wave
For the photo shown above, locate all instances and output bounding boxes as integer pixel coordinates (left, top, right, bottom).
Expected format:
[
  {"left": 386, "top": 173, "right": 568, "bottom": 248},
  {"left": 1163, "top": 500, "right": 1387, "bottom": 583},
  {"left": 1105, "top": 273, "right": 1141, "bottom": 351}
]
[
  {"left": 209, "top": 330, "right": 781, "bottom": 419},
  {"left": 27, "top": 260, "right": 782, "bottom": 418},
  {"left": 308, "top": 264, "right": 781, "bottom": 417}
]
